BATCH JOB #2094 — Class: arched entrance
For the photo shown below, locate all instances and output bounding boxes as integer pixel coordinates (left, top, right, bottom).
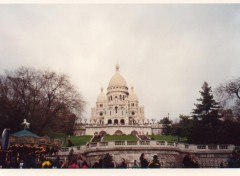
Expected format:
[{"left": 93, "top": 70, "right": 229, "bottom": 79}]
[
  {"left": 131, "top": 130, "right": 138, "bottom": 135},
  {"left": 99, "top": 131, "right": 107, "bottom": 136},
  {"left": 108, "top": 119, "right": 112, "bottom": 125},
  {"left": 114, "top": 119, "right": 118, "bottom": 125},
  {"left": 129, "top": 117, "right": 133, "bottom": 125},
  {"left": 120, "top": 119, "right": 125, "bottom": 125},
  {"left": 114, "top": 130, "right": 123, "bottom": 135}
]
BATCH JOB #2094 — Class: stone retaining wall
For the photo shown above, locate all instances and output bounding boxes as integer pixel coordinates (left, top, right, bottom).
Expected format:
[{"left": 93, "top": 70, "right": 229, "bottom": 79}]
[{"left": 58, "top": 141, "right": 235, "bottom": 168}]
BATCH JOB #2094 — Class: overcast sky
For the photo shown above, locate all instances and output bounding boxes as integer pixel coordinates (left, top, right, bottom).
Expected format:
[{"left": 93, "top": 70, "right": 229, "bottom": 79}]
[{"left": 0, "top": 4, "right": 240, "bottom": 121}]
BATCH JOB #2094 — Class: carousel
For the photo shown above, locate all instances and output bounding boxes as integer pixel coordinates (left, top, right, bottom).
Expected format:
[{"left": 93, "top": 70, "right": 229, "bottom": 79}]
[{"left": 0, "top": 119, "right": 62, "bottom": 166}]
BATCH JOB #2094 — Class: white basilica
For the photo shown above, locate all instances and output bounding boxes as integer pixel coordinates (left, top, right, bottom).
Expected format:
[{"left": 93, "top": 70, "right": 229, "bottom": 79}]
[
  {"left": 91, "top": 64, "right": 145, "bottom": 126},
  {"left": 74, "top": 65, "right": 163, "bottom": 136}
]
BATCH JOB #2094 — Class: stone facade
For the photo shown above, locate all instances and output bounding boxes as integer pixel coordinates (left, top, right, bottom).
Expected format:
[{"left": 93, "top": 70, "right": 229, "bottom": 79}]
[
  {"left": 85, "top": 125, "right": 152, "bottom": 136},
  {"left": 74, "top": 65, "right": 163, "bottom": 136}
]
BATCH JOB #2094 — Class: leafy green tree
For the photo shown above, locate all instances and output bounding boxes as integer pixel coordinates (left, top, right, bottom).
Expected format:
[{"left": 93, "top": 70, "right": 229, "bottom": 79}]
[
  {"left": 172, "top": 115, "right": 193, "bottom": 140},
  {"left": 160, "top": 117, "right": 172, "bottom": 135},
  {"left": 189, "top": 82, "right": 222, "bottom": 144},
  {"left": 192, "top": 82, "right": 220, "bottom": 120}
]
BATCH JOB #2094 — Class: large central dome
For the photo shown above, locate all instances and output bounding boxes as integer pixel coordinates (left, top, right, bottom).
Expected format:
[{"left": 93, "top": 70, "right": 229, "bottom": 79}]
[{"left": 108, "top": 64, "right": 128, "bottom": 88}]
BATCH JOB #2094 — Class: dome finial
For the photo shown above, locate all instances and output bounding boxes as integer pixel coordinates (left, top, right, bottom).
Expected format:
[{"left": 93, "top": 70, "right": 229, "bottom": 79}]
[{"left": 116, "top": 64, "right": 119, "bottom": 72}]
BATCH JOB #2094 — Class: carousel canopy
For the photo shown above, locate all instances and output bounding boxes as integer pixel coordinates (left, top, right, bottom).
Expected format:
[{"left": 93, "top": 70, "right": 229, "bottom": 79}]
[{"left": 11, "top": 129, "right": 39, "bottom": 138}]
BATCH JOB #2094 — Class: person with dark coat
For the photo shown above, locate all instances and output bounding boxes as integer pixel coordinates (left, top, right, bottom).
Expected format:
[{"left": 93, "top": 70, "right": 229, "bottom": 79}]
[
  {"left": 52, "top": 156, "right": 62, "bottom": 168},
  {"left": 148, "top": 155, "right": 161, "bottom": 168},
  {"left": 103, "top": 153, "right": 114, "bottom": 168},
  {"left": 140, "top": 153, "right": 148, "bottom": 168},
  {"left": 227, "top": 151, "right": 240, "bottom": 168},
  {"left": 190, "top": 155, "right": 199, "bottom": 168},
  {"left": 98, "top": 158, "right": 103, "bottom": 168},
  {"left": 92, "top": 162, "right": 100, "bottom": 168},
  {"left": 182, "top": 153, "right": 192, "bottom": 168},
  {"left": 92, "top": 158, "right": 103, "bottom": 168}
]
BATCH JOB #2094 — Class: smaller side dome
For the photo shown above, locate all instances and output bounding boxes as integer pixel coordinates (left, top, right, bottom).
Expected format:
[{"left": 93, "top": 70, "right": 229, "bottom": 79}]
[
  {"left": 128, "top": 86, "right": 138, "bottom": 102},
  {"left": 97, "top": 87, "right": 107, "bottom": 102}
]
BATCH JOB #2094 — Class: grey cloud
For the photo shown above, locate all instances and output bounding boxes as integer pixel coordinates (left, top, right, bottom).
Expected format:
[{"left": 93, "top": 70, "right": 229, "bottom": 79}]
[{"left": 0, "top": 4, "right": 240, "bottom": 120}]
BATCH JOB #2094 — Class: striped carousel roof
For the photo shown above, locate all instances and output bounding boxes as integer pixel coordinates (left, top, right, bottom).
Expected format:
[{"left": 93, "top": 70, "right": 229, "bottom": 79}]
[{"left": 11, "top": 129, "right": 40, "bottom": 138}]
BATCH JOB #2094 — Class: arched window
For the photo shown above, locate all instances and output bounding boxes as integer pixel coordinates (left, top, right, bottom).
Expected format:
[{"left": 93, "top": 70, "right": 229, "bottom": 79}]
[
  {"left": 114, "top": 130, "right": 123, "bottom": 135},
  {"left": 120, "top": 119, "right": 125, "bottom": 125},
  {"left": 131, "top": 130, "right": 138, "bottom": 135},
  {"left": 108, "top": 119, "right": 112, "bottom": 124},
  {"left": 114, "top": 119, "right": 118, "bottom": 124},
  {"left": 115, "top": 106, "right": 118, "bottom": 113},
  {"left": 129, "top": 117, "right": 133, "bottom": 125},
  {"left": 120, "top": 95, "right": 122, "bottom": 100},
  {"left": 99, "top": 131, "right": 107, "bottom": 136}
]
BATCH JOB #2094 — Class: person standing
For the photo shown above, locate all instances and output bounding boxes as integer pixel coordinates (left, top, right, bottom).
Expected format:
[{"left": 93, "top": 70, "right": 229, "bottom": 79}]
[
  {"left": 182, "top": 153, "right": 192, "bottom": 168},
  {"left": 103, "top": 153, "right": 114, "bottom": 168},
  {"left": 190, "top": 155, "right": 199, "bottom": 168},
  {"left": 69, "top": 159, "right": 79, "bottom": 168},
  {"left": 140, "top": 153, "right": 148, "bottom": 168},
  {"left": 148, "top": 155, "right": 161, "bottom": 168}
]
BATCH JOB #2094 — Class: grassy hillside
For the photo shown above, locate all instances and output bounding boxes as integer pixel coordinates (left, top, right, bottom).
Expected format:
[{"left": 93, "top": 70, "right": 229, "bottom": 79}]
[
  {"left": 68, "top": 135, "right": 92, "bottom": 146},
  {"left": 50, "top": 133, "right": 92, "bottom": 146}
]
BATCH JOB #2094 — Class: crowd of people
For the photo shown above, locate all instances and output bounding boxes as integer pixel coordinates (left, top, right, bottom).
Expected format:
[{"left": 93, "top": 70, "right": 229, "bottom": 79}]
[
  {"left": 182, "top": 153, "right": 200, "bottom": 168},
  {"left": 227, "top": 150, "right": 240, "bottom": 168},
  {"left": 1, "top": 148, "right": 239, "bottom": 168},
  {"left": 0, "top": 150, "right": 161, "bottom": 169}
]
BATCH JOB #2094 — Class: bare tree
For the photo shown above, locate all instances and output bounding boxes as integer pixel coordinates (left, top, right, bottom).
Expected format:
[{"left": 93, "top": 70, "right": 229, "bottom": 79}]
[
  {"left": 0, "top": 67, "right": 85, "bottom": 135},
  {"left": 216, "top": 77, "right": 240, "bottom": 118}
]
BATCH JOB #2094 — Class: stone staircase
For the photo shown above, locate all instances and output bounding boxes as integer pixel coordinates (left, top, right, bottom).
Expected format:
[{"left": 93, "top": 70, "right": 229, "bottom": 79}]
[
  {"left": 136, "top": 134, "right": 150, "bottom": 141},
  {"left": 91, "top": 134, "right": 103, "bottom": 143}
]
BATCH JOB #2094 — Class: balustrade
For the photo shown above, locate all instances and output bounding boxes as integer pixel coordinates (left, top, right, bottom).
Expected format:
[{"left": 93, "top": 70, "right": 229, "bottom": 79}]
[
  {"left": 167, "top": 141, "right": 175, "bottom": 146},
  {"left": 115, "top": 141, "right": 125, "bottom": 145},
  {"left": 197, "top": 145, "right": 207, "bottom": 149},
  {"left": 208, "top": 145, "right": 217, "bottom": 150},
  {"left": 219, "top": 145, "right": 228, "bottom": 149},
  {"left": 139, "top": 141, "right": 150, "bottom": 145},
  {"left": 99, "top": 142, "right": 108, "bottom": 146},
  {"left": 72, "top": 141, "right": 234, "bottom": 154},
  {"left": 127, "top": 141, "right": 138, "bottom": 145},
  {"left": 156, "top": 141, "right": 165, "bottom": 145}
]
